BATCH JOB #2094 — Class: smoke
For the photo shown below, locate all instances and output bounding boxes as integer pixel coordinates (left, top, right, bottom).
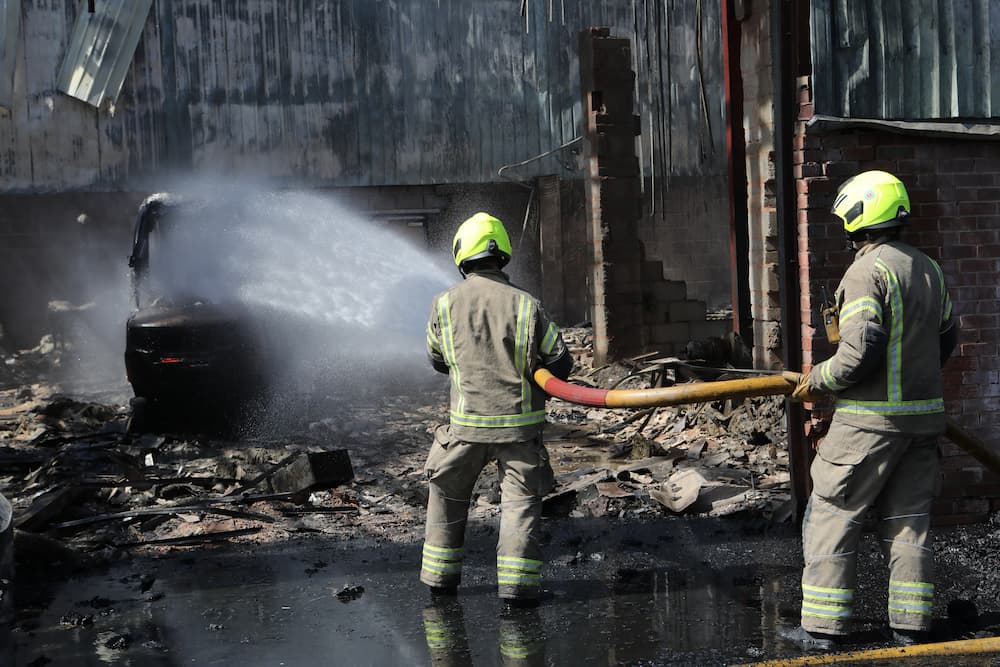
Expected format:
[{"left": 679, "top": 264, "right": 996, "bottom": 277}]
[{"left": 142, "top": 180, "right": 454, "bottom": 403}]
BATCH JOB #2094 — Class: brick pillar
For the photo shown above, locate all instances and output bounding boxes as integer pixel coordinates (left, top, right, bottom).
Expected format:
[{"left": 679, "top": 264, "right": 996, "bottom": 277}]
[
  {"left": 537, "top": 175, "right": 566, "bottom": 323},
  {"left": 578, "top": 27, "right": 643, "bottom": 365}
]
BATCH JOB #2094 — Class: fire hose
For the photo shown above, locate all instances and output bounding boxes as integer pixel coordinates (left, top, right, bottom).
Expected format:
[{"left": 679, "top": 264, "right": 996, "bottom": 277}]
[
  {"left": 533, "top": 368, "right": 1000, "bottom": 662},
  {"left": 731, "top": 635, "right": 1000, "bottom": 666},
  {"left": 532, "top": 368, "right": 1000, "bottom": 477}
]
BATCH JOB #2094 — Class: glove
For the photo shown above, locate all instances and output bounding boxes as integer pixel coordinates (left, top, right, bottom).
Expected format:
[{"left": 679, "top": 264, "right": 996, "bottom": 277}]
[{"left": 782, "top": 371, "right": 828, "bottom": 403}]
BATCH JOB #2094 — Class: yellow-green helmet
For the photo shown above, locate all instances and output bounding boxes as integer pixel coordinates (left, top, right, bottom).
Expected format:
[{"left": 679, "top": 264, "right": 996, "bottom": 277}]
[
  {"left": 831, "top": 170, "right": 910, "bottom": 235},
  {"left": 452, "top": 212, "right": 512, "bottom": 270}
]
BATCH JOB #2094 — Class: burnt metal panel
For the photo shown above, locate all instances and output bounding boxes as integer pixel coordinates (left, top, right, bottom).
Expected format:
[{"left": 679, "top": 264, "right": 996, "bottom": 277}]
[
  {"left": 811, "top": 0, "right": 1000, "bottom": 119},
  {"left": 57, "top": 0, "right": 153, "bottom": 108},
  {"left": 0, "top": 0, "right": 18, "bottom": 109},
  {"left": 2, "top": 0, "right": 724, "bottom": 192}
]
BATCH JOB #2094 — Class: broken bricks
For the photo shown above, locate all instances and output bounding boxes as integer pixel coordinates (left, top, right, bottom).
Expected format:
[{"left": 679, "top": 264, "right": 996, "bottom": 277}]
[{"left": 269, "top": 450, "right": 354, "bottom": 496}]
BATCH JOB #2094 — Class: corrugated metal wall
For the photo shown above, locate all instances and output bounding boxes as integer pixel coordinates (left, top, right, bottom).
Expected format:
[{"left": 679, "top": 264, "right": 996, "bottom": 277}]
[
  {"left": 811, "top": 0, "right": 1000, "bottom": 119},
  {"left": 0, "top": 0, "right": 18, "bottom": 109},
  {"left": 0, "top": 0, "right": 723, "bottom": 192}
]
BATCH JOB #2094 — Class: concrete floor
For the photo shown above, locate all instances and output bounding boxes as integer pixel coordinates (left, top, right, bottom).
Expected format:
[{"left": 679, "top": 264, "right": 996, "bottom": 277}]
[{"left": 11, "top": 514, "right": 999, "bottom": 666}]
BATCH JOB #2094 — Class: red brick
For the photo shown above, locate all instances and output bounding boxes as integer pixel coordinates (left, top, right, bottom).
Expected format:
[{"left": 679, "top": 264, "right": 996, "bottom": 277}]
[
  {"left": 959, "top": 230, "right": 1000, "bottom": 245},
  {"left": 960, "top": 314, "right": 1000, "bottom": 329},
  {"left": 960, "top": 342, "right": 997, "bottom": 357},
  {"left": 959, "top": 202, "right": 998, "bottom": 216},
  {"left": 824, "top": 161, "right": 861, "bottom": 177},
  {"left": 793, "top": 134, "right": 823, "bottom": 150},
  {"left": 980, "top": 328, "right": 1000, "bottom": 343},
  {"left": 970, "top": 302, "right": 1000, "bottom": 315},
  {"left": 959, "top": 258, "right": 1000, "bottom": 273},
  {"left": 876, "top": 145, "right": 915, "bottom": 159},
  {"left": 820, "top": 133, "right": 859, "bottom": 148},
  {"left": 960, "top": 397, "right": 1000, "bottom": 415},
  {"left": 979, "top": 357, "right": 1000, "bottom": 370},
  {"left": 940, "top": 158, "right": 976, "bottom": 172},
  {"left": 977, "top": 271, "right": 1000, "bottom": 286},
  {"left": 945, "top": 355, "right": 979, "bottom": 371},
  {"left": 919, "top": 202, "right": 960, "bottom": 217},
  {"left": 794, "top": 149, "right": 824, "bottom": 164},
  {"left": 973, "top": 158, "right": 1000, "bottom": 171},
  {"left": 977, "top": 244, "right": 1000, "bottom": 258},
  {"left": 958, "top": 383, "right": 1000, "bottom": 398},
  {"left": 795, "top": 163, "right": 824, "bottom": 178},
  {"left": 940, "top": 245, "right": 978, "bottom": 260},
  {"left": 841, "top": 146, "right": 876, "bottom": 161}
]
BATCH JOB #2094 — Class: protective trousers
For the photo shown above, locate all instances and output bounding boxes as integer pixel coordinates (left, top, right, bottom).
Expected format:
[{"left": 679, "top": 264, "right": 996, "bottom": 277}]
[
  {"left": 421, "top": 425, "right": 554, "bottom": 600},
  {"left": 800, "top": 420, "right": 939, "bottom": 635}
]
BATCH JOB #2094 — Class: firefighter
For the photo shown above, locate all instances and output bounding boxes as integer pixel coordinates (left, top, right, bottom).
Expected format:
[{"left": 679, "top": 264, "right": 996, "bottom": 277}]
[
  {"left": 782, "top": 170, "right": 958, "bottom": 649},
  {"left": 421, "top": 212, "right": 573, "bottom": 606}
]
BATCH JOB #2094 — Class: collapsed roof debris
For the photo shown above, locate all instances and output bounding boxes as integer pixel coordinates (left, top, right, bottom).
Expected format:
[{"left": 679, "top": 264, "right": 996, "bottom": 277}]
[{"left": 0, "top": 325, "right": 792, "bottom": 570}]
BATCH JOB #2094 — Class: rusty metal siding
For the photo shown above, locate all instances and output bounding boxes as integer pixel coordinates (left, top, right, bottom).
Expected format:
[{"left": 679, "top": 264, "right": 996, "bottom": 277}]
[
  {"left": 57, "top": 0, "right": 153, "bottom": 108},
  {"left": 0, "top": 0, "right": 723, "bottom": 193},
  {"left": 811, "top": 0, "right": 1000, "bottom": 119},
  {"left": 0, "top": 0, "right": 18, "bottom": 109}
]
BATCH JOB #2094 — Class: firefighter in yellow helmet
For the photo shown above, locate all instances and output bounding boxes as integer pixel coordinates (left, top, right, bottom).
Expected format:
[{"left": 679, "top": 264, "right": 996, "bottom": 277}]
[
  {"left": 421, "top": 212, "right": 573, "bottom": 606},
  {"left": 782, "top": 171, "right": 958, "bottom": 649}
]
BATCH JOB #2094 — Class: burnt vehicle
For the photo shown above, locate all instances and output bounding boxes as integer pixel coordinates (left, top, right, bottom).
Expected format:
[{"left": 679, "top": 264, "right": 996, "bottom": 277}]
[{"left": 125, "top": 193, "right": 268, "bottom": 433}]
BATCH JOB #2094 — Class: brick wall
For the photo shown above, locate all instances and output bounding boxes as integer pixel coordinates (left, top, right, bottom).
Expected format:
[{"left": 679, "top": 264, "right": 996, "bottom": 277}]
[
  {"left": 638, "top": 174, "right": 732, "bottom": 311},
  {"left": 794, "top": 77, "right": 1000, "bottom": 523},
  {"left": 739, "top": 4, "right": 783, "bottom": 369},
  {"left": 641, "top": 252, "right": 730, "bottom": 355}
]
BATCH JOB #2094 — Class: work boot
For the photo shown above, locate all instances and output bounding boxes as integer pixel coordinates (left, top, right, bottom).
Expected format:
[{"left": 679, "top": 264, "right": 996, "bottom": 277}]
[
  {"left": 888, "top": 627, "right": 929, "bottom": 646},
  {"left": 778, "top": 625, "right": 841, "bottom": 651}
]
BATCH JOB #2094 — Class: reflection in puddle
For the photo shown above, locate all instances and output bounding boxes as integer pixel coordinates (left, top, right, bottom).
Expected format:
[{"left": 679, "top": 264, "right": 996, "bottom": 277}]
[{"left": 10, "top": 538, "right": 907, "bottom": 666}]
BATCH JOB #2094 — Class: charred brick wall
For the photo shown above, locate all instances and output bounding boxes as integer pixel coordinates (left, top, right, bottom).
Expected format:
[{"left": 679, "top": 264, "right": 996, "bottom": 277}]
[
  {"left": 794, "top": 77, "right": 1000, "bottom": 524},
  {"left": 578, "top": 28, "right": 645, "bottom": 364}
]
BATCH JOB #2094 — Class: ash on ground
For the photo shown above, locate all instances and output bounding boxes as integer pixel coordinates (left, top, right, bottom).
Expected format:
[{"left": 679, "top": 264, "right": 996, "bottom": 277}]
[{"left": 1, "top": 325, "right": 998, "bottom": 639}]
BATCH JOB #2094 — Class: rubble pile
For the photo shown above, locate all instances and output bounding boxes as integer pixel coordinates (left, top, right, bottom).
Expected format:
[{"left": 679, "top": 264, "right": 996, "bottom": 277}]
[
  {"left": 0, "top": 335, "right": 64, "bottom": 389},
  {"left": 0, "top": 385, "right": 454, "bottom": 560},
  {"left": 0, "top": 325, "right": 791, "bottom": 566},
  {"left": 538, "top": 327, "right": 792, "bottom": 522}
]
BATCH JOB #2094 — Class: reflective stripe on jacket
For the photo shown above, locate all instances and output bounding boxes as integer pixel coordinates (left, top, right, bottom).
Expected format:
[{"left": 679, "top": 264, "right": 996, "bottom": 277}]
[
  {"left": 812, "top": 239, "right": 954, "bottom": 435},
  {"left": 426, "top": 269, "right": 568, "bottom": 443}
]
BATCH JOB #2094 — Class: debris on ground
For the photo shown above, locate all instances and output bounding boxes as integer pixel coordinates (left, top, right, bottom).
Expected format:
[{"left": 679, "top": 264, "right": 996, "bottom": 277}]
[
  {"left": 0, "top": 325, "right": 794, "bottom": 569},
  {"left": 539, "top": 328, "right": 791, "bottom": 521}
]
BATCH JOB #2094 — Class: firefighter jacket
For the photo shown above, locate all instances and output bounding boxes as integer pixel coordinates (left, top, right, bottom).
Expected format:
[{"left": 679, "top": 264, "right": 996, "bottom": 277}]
[
  {"left": 426, "top": 269, "right": 569, "bottom": 443},
  {"left": 811, "top": 239, "right": 954, "bottom": 435}
]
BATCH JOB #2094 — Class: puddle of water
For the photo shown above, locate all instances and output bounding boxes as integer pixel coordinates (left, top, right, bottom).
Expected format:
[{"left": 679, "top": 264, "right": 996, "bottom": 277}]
[
  {"left": 12, "top": 539, "right": 794, "bottom": 666},
  {"left": 11, "top": 532, "right": 989, "bottom": 666}
]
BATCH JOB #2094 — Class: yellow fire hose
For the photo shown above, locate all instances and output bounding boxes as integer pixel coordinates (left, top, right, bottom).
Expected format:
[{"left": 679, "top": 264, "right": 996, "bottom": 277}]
[
  {"left": 731, "top": 635, "right": 1000, "bottom": 666},
  {"left": 533, "top": 369, "right": 1000, "bottom": 478},
  {"left": 534, "top": 368, "right": 1000, "bottom": 662}
]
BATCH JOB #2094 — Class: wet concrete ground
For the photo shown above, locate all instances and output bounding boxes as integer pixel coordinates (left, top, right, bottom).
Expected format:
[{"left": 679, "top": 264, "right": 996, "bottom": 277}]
[{"left": 13, "top": 516, "right": 1000, "bottom": 666}]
